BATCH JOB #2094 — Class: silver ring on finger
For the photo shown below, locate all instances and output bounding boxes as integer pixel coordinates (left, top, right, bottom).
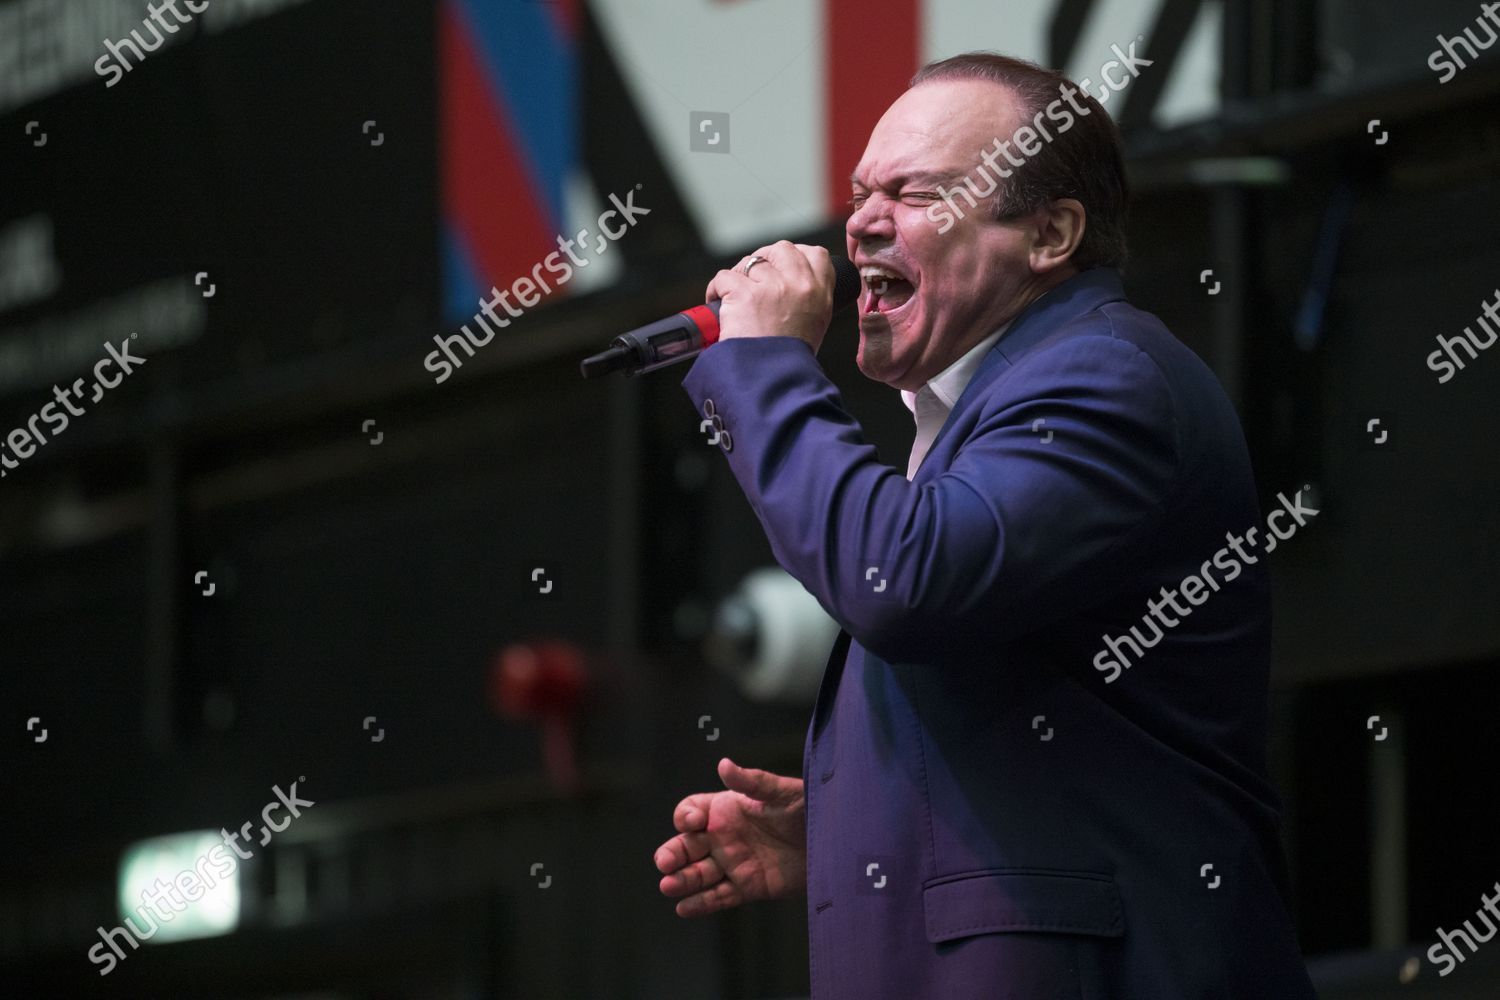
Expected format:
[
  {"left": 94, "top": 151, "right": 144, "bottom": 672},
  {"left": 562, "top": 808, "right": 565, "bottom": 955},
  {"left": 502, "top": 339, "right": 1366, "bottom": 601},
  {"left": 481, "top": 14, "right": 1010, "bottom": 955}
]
[{"left": 742, "top": 254, "right": 767, "bottom": 276}]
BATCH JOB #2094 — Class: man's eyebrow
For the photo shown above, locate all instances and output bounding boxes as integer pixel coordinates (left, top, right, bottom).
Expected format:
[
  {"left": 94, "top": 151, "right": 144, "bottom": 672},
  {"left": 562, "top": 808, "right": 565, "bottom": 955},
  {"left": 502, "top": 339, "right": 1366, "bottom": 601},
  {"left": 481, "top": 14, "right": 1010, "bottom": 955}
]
[{"left": 849, "top": 170, "right": 958, "bottom": 189}]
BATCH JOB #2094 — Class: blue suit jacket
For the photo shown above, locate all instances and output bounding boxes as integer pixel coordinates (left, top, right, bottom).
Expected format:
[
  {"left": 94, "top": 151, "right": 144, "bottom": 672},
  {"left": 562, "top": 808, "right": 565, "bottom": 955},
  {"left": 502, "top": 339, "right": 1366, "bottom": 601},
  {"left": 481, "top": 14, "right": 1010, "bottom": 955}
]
[{"left": 682, "top": 268, "right": 1316, "bottom": 999}]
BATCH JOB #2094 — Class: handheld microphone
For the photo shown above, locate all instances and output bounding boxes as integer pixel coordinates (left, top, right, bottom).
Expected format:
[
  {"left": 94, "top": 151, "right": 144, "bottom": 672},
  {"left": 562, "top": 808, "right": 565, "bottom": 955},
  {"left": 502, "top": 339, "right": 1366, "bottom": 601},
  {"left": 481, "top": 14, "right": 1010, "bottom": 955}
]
[{"left": 579, "top": 256, "right": 861, "bottom": 378}]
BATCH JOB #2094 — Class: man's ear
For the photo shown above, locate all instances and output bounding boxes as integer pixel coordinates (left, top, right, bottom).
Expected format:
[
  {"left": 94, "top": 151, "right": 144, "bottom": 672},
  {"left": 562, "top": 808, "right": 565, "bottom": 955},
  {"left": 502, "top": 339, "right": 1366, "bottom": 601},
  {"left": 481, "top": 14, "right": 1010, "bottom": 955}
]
[{"left": 1030, "top": 198, "right": 1086, "bottom": 274}]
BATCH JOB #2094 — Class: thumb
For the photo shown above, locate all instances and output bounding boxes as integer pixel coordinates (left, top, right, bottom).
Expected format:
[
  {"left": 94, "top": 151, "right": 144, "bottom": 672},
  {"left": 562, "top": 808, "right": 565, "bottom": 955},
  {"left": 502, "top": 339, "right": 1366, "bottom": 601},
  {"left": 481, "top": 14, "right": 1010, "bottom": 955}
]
[{"left": 718, "top": 757, "right": 784, "bottom": 802}]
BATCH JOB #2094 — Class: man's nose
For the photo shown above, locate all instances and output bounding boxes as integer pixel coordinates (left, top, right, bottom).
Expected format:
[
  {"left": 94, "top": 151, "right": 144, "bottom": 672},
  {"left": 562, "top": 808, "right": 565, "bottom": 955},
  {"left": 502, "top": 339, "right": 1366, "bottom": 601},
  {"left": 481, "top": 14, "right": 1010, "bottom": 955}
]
[{"left": 847, "top": 194, "right": 896, "bottom": 243}]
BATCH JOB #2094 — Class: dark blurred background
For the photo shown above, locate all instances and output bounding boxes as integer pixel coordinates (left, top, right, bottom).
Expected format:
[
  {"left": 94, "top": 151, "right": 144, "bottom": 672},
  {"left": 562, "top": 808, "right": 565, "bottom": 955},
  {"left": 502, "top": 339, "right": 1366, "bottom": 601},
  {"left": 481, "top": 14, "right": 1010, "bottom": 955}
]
[{"left": 2, "top": 0, "right": 1498, "bottom": 997}]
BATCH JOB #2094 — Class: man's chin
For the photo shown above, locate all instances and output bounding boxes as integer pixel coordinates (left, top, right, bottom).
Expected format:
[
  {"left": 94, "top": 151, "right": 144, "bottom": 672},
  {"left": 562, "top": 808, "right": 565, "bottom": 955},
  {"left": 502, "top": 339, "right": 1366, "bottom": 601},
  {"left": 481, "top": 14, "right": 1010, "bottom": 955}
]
[
  {"left": 857, "top": 317, "right": 921, "bottom": 379},
  {"left": 855, "top": 334, "right": 907, "bottom": 387},
  {"left": 854, "top": 338, "right": 881, "bottom": 382}
]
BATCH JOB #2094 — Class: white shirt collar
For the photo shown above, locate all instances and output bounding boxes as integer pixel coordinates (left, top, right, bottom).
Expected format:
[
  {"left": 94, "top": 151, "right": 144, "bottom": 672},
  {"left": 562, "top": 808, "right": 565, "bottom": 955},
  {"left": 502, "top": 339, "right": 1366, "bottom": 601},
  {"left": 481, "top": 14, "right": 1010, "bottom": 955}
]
[
  {"left": 898, "top": 320, "right": 1014, "bottom": 480},
  {"left": 899, "top": 319, "right": 1013, "bottom": 417}
]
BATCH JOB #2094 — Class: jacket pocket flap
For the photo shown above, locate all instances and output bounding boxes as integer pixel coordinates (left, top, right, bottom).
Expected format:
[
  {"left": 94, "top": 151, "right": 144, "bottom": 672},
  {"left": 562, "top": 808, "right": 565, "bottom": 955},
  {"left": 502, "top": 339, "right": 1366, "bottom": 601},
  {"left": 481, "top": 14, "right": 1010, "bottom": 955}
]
[{"left": 922, "top": 869, "right": 1124, "bottom": 943}]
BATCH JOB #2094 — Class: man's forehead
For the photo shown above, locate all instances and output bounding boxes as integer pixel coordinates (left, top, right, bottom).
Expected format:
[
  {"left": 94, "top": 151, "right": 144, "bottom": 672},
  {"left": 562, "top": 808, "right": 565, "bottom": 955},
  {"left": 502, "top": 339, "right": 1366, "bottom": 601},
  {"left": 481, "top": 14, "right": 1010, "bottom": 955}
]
[{"left": 852, "top": 79, "right": 1017, "bottom": 186}]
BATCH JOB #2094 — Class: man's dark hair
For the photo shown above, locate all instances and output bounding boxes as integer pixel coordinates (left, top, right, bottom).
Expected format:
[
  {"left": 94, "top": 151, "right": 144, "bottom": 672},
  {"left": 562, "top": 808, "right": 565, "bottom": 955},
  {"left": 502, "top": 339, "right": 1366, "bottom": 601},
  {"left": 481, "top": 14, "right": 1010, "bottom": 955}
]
[{"left": 910, "top": 52, "right": 1130, "bottom": 270}]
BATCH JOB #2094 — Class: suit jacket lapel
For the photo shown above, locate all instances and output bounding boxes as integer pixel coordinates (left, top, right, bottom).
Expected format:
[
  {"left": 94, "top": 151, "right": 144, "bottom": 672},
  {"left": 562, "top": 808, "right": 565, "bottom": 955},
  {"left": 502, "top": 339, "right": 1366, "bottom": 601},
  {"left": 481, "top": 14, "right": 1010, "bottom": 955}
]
[{"left": 912, "top": 268, "right": 1128, "bottom": 485}]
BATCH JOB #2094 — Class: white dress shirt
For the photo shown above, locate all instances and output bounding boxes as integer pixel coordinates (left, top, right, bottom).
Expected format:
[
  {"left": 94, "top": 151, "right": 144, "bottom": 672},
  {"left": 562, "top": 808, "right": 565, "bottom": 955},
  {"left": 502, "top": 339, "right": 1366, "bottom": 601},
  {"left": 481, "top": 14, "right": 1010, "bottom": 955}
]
[{"left": 900, "top": 320, "right": 1013, "bottom": 479}]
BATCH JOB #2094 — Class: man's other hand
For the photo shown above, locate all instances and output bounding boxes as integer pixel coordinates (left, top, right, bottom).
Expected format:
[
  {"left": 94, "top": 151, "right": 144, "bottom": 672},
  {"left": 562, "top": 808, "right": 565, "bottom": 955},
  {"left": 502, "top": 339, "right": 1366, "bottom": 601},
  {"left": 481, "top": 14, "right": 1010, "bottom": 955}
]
[{"left": 654, "top": 756, "right": 807, "bottom": 917}]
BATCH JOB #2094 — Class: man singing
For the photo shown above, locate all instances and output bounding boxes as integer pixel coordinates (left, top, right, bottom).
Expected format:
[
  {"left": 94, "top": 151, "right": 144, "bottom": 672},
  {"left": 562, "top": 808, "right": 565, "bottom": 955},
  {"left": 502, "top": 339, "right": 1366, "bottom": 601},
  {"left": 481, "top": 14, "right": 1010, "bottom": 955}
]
[{"left": 654, "top": 52, "right": 1316, "bottom": 999}]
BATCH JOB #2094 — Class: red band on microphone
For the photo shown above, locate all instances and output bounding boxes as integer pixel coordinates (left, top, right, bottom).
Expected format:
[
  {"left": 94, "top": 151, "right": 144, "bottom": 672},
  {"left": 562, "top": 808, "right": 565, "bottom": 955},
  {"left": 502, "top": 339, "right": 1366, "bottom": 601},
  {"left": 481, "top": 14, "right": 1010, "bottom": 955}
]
[{"left": 684, "top": 304, "right": 721, "bottom": 347}]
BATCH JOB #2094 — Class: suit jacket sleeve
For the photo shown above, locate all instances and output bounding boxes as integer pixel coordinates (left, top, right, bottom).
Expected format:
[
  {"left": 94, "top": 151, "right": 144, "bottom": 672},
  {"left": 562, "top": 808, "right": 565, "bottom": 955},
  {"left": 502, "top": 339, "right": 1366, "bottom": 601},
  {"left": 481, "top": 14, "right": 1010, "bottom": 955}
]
[{"left": 682, "top": 331, "right": 1182, "bottom": 664}]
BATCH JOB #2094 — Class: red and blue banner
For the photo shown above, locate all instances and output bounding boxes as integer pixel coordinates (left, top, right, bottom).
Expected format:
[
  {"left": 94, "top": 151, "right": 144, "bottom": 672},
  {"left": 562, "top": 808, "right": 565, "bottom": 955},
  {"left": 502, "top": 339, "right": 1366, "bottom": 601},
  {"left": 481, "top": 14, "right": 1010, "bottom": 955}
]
[{"left": 440, "top": 0, "right": 582, "bottom": 322}]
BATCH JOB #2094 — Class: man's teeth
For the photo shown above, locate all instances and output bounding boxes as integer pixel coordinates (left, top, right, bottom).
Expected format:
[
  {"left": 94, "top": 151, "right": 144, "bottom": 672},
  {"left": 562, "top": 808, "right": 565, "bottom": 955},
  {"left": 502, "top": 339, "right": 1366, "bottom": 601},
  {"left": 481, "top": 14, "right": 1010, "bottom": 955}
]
[{"left": 860, "top": 267, "right": 907, "bottom": 298}]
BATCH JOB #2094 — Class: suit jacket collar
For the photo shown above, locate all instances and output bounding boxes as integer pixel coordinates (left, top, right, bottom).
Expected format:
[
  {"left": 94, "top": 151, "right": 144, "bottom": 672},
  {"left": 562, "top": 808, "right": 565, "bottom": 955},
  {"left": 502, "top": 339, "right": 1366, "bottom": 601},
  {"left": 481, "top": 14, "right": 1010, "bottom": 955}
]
[
  {"left": 900, "top": 318, "right": 1013, "bottom": 415},
  {"left": 915, "top": 267, "right": 1127, "bottom": 481}
]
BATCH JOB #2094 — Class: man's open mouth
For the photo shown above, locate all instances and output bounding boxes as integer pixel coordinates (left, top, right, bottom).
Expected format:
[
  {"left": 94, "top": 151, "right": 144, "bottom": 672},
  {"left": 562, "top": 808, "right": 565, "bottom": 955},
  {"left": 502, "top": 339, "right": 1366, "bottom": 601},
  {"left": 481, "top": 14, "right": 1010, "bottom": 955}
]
[{"left": 860, "top": 264, "right": 916, "bottom": 316}]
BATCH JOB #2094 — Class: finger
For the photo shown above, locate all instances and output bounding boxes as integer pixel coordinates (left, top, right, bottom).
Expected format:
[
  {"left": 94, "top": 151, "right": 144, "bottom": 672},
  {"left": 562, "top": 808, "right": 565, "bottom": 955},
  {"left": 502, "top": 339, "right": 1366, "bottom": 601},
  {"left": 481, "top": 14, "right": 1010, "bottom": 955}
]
[
  {"left": 711, "top": 250, "right": 776, "bottom": 305},
  {"left": 672, "top": 792, "right": 716, "bottom": 833},
  {"left": 675, "top": 879, "right": 743, "bottom": 919},
  {"left": 704, "top": 267, "right": 752, "bottom": 307},
  {"left": 718, "top": 756, "right": 785, "bottom": 802},
  {"left": 761, "top": 240, "right": 812, "bottom": 285},
  {"left": 742, "top": 249, "right": 779, "bottom": 281},
  {"left": 797, "top": 244, "right": 835, "bottom": 293},
  {"left": 658, "top": 854, "right": 726, "bottom": 899},
  {"left": 653, "top": 830, "right": 711, "bottom": 874}
]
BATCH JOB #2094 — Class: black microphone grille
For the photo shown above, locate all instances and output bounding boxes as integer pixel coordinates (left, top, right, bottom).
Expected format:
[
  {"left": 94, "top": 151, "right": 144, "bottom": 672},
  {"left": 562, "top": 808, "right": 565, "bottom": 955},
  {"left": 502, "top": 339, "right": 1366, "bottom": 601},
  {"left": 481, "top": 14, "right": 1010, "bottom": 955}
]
[{"left": 831, "top": 257, "right": 862, "bottom": 310}]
